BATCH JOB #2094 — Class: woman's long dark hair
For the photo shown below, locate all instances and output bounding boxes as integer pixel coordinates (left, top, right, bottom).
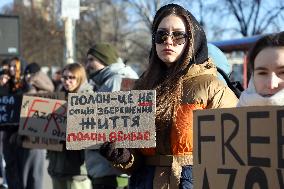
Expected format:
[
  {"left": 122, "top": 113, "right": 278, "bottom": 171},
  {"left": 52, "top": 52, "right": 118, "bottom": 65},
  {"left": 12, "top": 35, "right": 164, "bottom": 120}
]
[
  {"left": 135, "top": 4, "right": 208, "bottom": 90},
  {"left": 134, "top": 4, "right": 209, "bottom": 133}
]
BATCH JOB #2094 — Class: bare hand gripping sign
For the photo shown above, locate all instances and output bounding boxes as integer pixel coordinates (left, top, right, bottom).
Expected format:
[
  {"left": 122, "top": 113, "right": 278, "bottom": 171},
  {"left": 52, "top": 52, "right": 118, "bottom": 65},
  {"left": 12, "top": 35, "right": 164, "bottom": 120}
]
[
  {"left": 66, "top": 90, "right": 156, "bottom": 150},
  {"left": 193, "top": 106, "right": 284, "bottom": 189},
  {"left": 19, "top": 96, "right": 67, "bottom": 140}
]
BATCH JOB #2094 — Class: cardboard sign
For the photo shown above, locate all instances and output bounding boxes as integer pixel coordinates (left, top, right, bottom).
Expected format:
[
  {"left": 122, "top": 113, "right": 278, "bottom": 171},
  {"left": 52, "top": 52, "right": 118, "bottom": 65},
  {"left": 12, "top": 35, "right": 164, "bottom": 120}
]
[
  {"left": 193, "top": 106, "right": 284, "bottom": 189},
  {"left": 0, "top": 95, "right": 22, "bottom": 126},
  {"left": 22, "top": 136, "right": 63, "bottom": 151},
  {"left": 27, "top": 92, "right": 66, "bottom": 100},
  {"left": 120, "top": 78, "right": 137, "bottom": 91},
  {"left": 66, "top": 90, "right": 156, "bottom": 150},
  {"left": 19, "top": 96, "right": 67, "bottom": 140}
]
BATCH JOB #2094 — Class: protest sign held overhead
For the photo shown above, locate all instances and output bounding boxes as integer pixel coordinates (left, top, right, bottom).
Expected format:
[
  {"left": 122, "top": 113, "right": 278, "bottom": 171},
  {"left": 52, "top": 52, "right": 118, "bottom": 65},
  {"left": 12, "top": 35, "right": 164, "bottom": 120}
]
[
  {"left": 0, "top": 95, "right": 22, "bottom": 126},
  {"left": 66, "top": 90, "right": 156, "bottom": 150},
  {"left": 19, "top": 96, "right": 67, "bottom": 140},
  {"left": 193, "top": 106, "right": 284, "bottom": 189}
]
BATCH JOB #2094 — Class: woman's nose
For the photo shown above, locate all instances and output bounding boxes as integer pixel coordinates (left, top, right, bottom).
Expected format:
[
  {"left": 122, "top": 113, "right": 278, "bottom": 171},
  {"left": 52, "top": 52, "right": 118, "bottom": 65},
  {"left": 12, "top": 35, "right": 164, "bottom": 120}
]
[
  {"left": 267, "top": 73, "right": 281, "bottom": 90},
  {"left": 164, "top": 35, "right": 174, "bottom": 45}
]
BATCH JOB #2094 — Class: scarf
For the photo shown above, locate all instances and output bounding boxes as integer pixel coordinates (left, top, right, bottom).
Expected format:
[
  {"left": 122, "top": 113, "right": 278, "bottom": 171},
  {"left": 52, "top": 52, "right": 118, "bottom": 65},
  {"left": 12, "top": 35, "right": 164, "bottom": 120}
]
[{"left": 237, "top": 78, "right": 284, "bottom": 107}]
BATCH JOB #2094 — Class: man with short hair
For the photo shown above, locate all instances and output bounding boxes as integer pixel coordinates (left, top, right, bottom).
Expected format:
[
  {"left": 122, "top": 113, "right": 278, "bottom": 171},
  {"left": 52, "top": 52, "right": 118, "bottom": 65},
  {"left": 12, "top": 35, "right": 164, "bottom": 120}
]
[{"left": 85, "top": 43, "right": 138, "bottom": 189}]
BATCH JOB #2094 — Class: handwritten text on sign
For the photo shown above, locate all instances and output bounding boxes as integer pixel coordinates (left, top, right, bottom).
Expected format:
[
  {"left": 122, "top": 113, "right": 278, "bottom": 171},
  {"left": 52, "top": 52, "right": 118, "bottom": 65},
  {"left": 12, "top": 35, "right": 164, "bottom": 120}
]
[
  {"left": 66, "top": 90, "right": 156, "bottom": 150},
  {"left": 22, "top": 136, "right": 63, "bottom": 151},
  {"left": 19, "top": 96, "right": 67, "bottom": 140},
  {"left": 0, "top": 95, "right": 22, "bottom": 126},
  {"left": 193, "top": 106, "right": 284, "bottom": 189}
]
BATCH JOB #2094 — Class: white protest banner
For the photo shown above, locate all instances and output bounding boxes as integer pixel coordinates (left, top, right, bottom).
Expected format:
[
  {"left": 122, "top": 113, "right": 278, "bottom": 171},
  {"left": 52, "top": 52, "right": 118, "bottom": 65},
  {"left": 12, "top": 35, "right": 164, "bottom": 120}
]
[
  {"left": 66, "top": 90, "right": 156, "bottom": 150},
  {"left": 22, "top": 136, "right": 63, "bottom": 151},
  {"left": 193, "top": 106, "right": 284, "bottom": 189},
  {"left": 19, "top": 96, "right": 67, "bottom": 140}
]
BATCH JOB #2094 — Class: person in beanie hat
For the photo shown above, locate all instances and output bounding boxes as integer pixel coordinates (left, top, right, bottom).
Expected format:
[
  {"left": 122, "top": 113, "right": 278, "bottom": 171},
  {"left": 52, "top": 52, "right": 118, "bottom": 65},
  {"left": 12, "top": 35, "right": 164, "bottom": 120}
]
[
  {"left": 85, "top": 43, "right": 138, "bottom": 91},
  {"left": 85, "top": 43, "right": 138, "bottom": 189},
  {"left": 87, "top": 43, "right": 119, "bottom": 66}
]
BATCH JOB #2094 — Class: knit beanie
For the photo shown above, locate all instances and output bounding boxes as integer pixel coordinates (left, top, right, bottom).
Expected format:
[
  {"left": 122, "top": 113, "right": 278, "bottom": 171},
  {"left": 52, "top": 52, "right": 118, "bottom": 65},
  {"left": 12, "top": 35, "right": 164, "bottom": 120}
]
[
  {"left": 87, "top": 43, "right": 119, "bottom": 65},
  {"left": 24, "top": 62, "right": 41, "bottom": 75}
]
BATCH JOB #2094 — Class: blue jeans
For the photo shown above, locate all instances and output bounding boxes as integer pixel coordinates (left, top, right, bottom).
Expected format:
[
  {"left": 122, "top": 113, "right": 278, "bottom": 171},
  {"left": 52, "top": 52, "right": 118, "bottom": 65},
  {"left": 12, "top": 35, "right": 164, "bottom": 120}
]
[
  {"left": 180, "top": 165, "right": 193, "bottom": 189},
  {"left": 129, "top": 165, "right": 193, "bottom": 189}
]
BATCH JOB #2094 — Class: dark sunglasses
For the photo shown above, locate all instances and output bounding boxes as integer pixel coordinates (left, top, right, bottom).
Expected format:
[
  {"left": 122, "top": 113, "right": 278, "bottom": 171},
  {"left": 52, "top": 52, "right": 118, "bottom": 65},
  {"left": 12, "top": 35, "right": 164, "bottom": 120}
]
[
  {"left": 62, "top": 75, "right": 76, "bottom": 80},
  {"left": 155, "top": 30, "right": 188, "bottom": 45}
]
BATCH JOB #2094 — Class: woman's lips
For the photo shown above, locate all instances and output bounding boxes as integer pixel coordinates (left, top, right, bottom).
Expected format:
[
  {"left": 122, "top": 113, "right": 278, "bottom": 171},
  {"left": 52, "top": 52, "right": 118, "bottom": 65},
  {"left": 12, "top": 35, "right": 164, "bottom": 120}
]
[
  {"left": 163, "top": 48, "right": 174, "bottom": 52},
  {"left": 162, "top": 49, "right": 174, "bottom": 54}
]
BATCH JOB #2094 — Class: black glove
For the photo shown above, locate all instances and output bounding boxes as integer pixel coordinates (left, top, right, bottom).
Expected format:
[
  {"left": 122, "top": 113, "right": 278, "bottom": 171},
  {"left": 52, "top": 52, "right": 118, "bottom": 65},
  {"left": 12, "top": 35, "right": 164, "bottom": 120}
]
[{"left": 99, "top": 142, "right": 131, "bottom": 164}]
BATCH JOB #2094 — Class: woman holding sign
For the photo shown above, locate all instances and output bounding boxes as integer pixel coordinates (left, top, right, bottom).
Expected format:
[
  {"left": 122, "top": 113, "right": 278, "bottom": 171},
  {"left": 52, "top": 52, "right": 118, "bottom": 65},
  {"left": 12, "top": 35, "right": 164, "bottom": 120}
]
[
  {"left": 99, "top": 3, "right": 238, "bottom": 189},
  {"left": 238, "top": 32, "right": 284, "bottom": 106},
  {"left": 47, "top": 63, "right": 92, "bottom": 189}
]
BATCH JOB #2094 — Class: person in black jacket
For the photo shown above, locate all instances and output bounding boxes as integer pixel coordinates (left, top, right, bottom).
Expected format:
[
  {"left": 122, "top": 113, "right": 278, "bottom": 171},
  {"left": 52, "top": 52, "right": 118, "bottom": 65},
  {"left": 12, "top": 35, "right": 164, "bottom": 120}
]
[{"left": 2, "top": 57, "right": 25, "bottom": 189}]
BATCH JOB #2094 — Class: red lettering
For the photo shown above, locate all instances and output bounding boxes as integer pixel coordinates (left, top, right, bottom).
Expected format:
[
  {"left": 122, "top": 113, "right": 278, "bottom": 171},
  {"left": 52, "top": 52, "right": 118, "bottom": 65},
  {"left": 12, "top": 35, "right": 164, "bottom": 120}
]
[
  {"left": 109, "top": 132, "right": 116, "bottom": 142},
  {"left": 98, "top": 133, "right": 106, "bottom": 141},
  {"left": 138, "top": 102, "right": 153, "bottom": 106},
  {"left": 91, "top": 133, "right": 97, "bottom": 141},
  {"left": 137, "top": 132, "right": 143, "bottom": 140},
  {"left": 44, "top": 101, "right": 67, "bottom": 132},
  {"left": 77, "top": 132, "right": 83, "bottom": 141},
  {"left": 124, "top": 133, "right": 130, "bottom": 141},
  {"left": 67, "top": 133, "right": 77, "bottom": 142},
  {"left": 131, "top": 132, "right": 137, "bottom": 141},
  {"left": 144, "top": 131, "right": 150, "bottom": 140},
  {"left": 117, "top": 131, "right": 123, "bottom": 142},
  {"left": 23, "top": 99, "right": 49, "bottom": 129},
  {"left": 83, "top": 133, "right": 90, "bottom": 141},
  {"left": 67, "top": 131, "right": 150, "bottom": 144}
]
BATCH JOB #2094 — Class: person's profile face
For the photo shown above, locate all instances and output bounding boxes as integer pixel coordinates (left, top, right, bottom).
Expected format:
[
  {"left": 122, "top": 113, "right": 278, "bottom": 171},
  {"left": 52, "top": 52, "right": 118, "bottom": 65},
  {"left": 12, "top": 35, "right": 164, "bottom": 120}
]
[
  {"left": 253, "top": 47, "right": 284, "bottom": 96},
  {"left": 85, "top": 55, "right": 105, "bottom": 74},
  {"left": 155, "top": 15, "right": 188, "bottom": 67}
]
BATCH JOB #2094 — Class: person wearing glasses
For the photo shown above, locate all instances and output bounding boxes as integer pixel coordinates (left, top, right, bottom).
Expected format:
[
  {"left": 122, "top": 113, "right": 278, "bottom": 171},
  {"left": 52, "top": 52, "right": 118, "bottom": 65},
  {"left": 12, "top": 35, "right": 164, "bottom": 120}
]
[
  {"left": 99, "top": 4, "right": 238, "bottom": 189},
  {"left": 47, "top": 63, "right": 92, "bottom": 189},
  {"left": 84, "top": 43, "right": 139, "bottom": 188},
  {"left": 238, "top": 32, "right": 284, "bottom": 106}
]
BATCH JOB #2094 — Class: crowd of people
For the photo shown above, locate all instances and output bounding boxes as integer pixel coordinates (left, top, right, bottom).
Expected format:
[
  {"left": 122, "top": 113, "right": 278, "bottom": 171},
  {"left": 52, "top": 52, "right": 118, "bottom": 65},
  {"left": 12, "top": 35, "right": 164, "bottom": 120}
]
[{"left": 0, "top": 3, "right": 283, "bottom": 189}]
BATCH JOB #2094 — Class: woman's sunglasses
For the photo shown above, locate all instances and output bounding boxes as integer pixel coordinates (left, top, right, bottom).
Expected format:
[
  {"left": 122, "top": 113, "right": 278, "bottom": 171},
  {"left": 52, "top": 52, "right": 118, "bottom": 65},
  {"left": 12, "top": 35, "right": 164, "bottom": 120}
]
[
  {"left": 154, "top": 30, "right": 188, "bottom": 45},
  {"left": 62, "top": 75, "right": 76, "bottom": 81}
]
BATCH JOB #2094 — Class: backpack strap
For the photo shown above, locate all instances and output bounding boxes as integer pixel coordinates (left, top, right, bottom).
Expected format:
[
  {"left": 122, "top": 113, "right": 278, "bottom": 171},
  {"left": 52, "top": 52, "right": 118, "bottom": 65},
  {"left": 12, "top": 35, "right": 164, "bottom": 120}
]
[{"left": 217, "top": 67, "right": 244, "bottom": 98}]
